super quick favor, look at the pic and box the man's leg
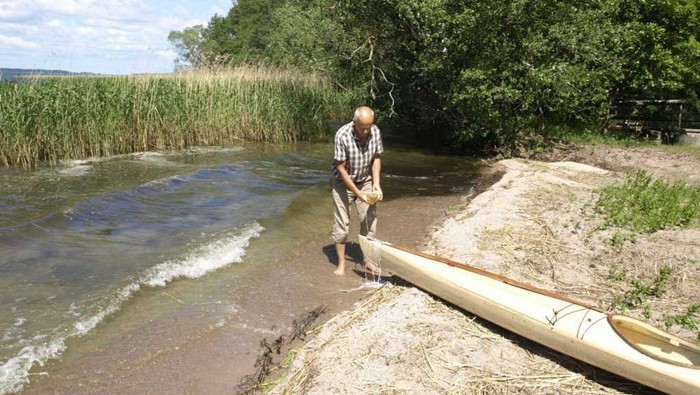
[334,242,346,275]
[331,179,351,275]
[357,179,380,275]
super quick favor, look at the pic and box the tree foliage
[167,25,209,69]
[168,0,700,152]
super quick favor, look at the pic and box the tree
[203,0,288,63]
[169,0,700,151]
[167,25,209,70]
[610,0,700,103]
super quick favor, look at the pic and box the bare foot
[334,261,346,275]
[362,260,381,276]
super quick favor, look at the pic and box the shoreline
[16,143,698,394]
[20,161,494,394]
[269,145,700,394]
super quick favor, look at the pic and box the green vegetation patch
[664,304,700,333]
[610,265,673,313]
[596,171,700,233]
[0,68,359,167]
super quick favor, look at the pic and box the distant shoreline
[0,68,100,81]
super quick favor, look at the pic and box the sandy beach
[268,145,700,395]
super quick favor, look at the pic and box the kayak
[359,235,700,395]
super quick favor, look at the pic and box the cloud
[0,1,228,74]
[0,1,34,22]
[0,21,41,34]
[46,19,62,28]
[33,0,94,15]
[156,16,207,32]
[212,0,232,17]
[0,34,40,49]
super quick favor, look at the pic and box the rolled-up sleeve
[374,127,383,155]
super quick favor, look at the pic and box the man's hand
[365,186,382,205]
[373,185,383,201]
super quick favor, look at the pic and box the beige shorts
[331,177,377,244]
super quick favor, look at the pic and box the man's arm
[371,154,381,189]
[371,154,382,200]
[336,160,369,203]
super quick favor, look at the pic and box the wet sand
[22,180,483,394]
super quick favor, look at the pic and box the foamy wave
[0,221,264,395]
[186,146,245,154]
[145,222,263,287]
[57,160,92,177]
[0,339,66,395]
[61,159,90,166]
[141,174,187,188]
[383,174,429,180]
[131,152,182,166]
[75,222,264,332]
[73,283,141,335]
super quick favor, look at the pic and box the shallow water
[0,143,477,393]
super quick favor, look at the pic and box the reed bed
[0,67,359,167]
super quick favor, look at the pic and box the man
[331,106,383,275]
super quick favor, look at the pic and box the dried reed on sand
[271,284,650,394]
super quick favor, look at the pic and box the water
[0,143,476,393]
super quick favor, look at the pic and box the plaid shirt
[332,122,383,182]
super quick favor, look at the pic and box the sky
[0,0,233,74]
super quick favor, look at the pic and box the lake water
[0,143,478,393]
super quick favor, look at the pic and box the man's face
[354,121,372,139]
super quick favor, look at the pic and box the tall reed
[0,66,359,167]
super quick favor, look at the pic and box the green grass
[608,265,628,281]
[654,266,673,294]
[609,266,673,312]
[546,123,653,147]
[596,170,700,233]
[609,230,636,250]
[664,304,700,341]
[0,66,360,167]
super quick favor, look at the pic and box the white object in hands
[372,186,383,202]
[366,191,380,205]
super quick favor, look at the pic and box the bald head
[353,106,375,126]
